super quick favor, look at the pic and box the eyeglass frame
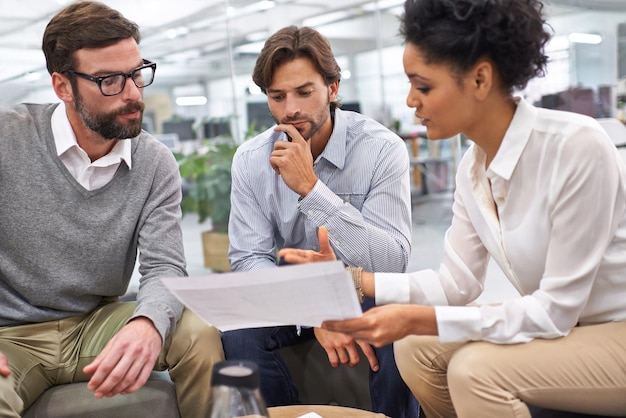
[64,59,157,96]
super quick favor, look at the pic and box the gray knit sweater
[0,103,186,341]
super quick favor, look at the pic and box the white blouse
[375,97,626,344]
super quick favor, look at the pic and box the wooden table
[268,405,387,418]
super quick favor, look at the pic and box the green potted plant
[174,122,258,272]
[175,138,238,272]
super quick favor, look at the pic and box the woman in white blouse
[278,0,626,416]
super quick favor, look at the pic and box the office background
[2,0,626,144]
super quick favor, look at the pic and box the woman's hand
[278,226,336,264]
[322,304,438,347]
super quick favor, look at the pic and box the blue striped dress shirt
[228,107,412,273]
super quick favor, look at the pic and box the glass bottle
[209,360,269,418]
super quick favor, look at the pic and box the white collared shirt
[375,97,626,344]
[52,102,132,190]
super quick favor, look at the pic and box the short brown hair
[253,26,342,109]
[42,1,141,75]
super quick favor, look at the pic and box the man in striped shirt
[223,26,418,417]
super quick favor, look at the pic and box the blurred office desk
[411,156,450,196]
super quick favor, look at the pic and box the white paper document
[161,260,363,331]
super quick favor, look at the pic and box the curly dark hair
[399,0,552,92]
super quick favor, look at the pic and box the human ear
[328,80,339,101]
[472,60,493,100]
[51,72,75,104]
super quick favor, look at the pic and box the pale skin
[278,41,518,346]
[267,57,379,371]
[0,38,162,398]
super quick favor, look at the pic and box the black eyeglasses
[65,59,157,96]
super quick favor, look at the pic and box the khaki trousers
[394,321,626,418]
[0,302,224,418]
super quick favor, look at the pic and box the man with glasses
[0,2,223,417]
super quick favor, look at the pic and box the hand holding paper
[161,260,362,331]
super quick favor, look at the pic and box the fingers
[86,349,126,397]
[322,342,359,368]
[277,248,311,264]
[277,228,337,264]
[274,124,306,145]
[344,343,361,367]
[321,319,351,334]
[0,352,10,377]
[84,319,161,398]
[324,346,340,367]
[317,226,333,257]
[315,327,361,368]
[357,340,380,372]
[86,349,153,398]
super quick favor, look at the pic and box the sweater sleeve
[131,138,187,342]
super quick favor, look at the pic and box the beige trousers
[0,302,224,418]
[394,321,626,418]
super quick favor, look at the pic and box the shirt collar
[317,107,347,169]
[485,96,537,181]
[51,102,133,169]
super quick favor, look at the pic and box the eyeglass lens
[101,65,155,95]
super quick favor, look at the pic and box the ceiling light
[246,31,268,42]
[228,1,275,18]
[568,32,602,44]
[247,84,263,95]
[235,41,265,55]
[176,96,207,106]
[166,27,190,40]
[547,35,571,51]
[244,1,275,13]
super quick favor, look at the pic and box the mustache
[115,102,145,116]
[281,116,307,124]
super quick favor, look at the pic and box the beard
[271,96,331,140]
[74,91,145,140]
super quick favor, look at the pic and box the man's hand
[0,352,10,377]
[269,124,318,197]
[83,317,162,398]
[313,327,379,372]
[278,226,336,264]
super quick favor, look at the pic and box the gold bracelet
[346,266,364,303]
